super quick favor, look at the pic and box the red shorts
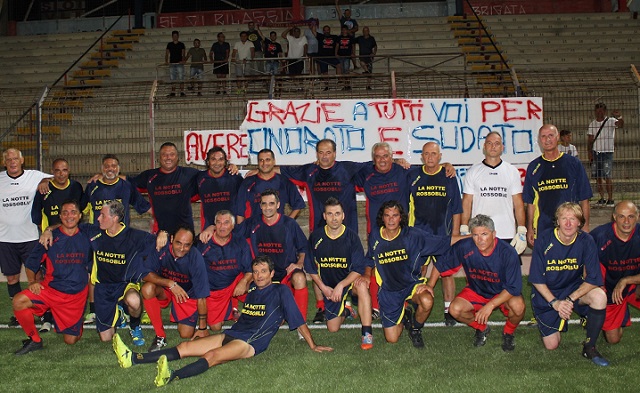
[603,293,634,331]
[206,273,244,326]
[157,288,199,326]
[22,285,88,336]
[457,287,509,317]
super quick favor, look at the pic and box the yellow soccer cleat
[112,333,133,369]
[154,355,172,387]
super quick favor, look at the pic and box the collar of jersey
[106,222,126,237]
[380,226,401,241]
[324,224,346,239]
[542,152,564,162]
[422,165,442,176]
[50,179,70,190]
[554,227,578,245]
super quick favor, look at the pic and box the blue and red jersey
[591,222,640,304]
[196,169,243,230]
[281,161,366,233]
[354,163,409,234]
[367,226,450,292]
[130,166,199,233]
[225,282,305,355]
[25,227,92,294]
[234,173,305,220]
[144,243,209,299]
[435,238,522,298]
[236,214,307,282]
[198,233,252,290]
[306,225,366,287]
[84,178,150,226]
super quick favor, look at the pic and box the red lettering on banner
[368,100,423,121]
[527,99,543,120]
[246,101,342,125]
[320,103,343,122]
[184,131,247,163]
[157,9,293,28]
[378,127,404,155]
[482,99,542,122]
[502,99,525,121]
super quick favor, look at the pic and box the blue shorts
[378,282,423,328]
[190,67,204,80]
[324,284,352,321]
[338,57,351,73]
[532,295,589,337]
[591,152,613,179]
[265,60,280,75]
[94,282,140,332]
[0,240,38,276]
[169,64,184,81]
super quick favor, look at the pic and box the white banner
[184,97,543,167]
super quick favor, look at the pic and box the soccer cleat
[8,316,20,327]
[116,305,129,329]
[444,312,457,327]
[402,302,416,331]
[582,346,609,367]
[84,312,96,325]
[15,338,43,355]
[344,304,357,319]
[140,311,151,324]
[130,326,145,346]
[473,326,491,347]
[408,328,425,349]
[154,355,173,387]
[112,333,133,368]
[502,333,515,352]
[605,199,615,207]
[312,308,325,324]
[371,308,380,320]
[297,330,306,341]
[149,336,167,352]
[596,198,606,207]
[361,333,373,350]
[39,322,53,333]
[527,317,538,328]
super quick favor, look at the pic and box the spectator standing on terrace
[184,39,207,96]
[165,30,186,97]
[356,27,377,89]
[587,102,623,207]
[335,25,355,89]
[335,0,359,36]
[257,27,284,75]
[282,26,308,75]
[558,129,578,157]
[245,22,264,74]
[209,32,230,95]
[231,31,255,93]
[304,20,319,73]
[312,24,340,90]
[0,148,51,326]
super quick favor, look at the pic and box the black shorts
[213,62,229,75]
[0,240,38,276]
[316,57,339,74]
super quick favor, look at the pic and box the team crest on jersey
[372,239,379,251]
[314,237,323,249]
[543,242,553,256]
[531,163,541,176]
[411,176,421,187]
[90,233,102,241]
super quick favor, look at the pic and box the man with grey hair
[1,148,51,326]
[461,131,527,253]
[428,214,525,351]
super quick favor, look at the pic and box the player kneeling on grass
[366,201,464,349]
[307,197,374,350]
[427,214,525,351]
[141,225,210,352]
[13,200,92,355]
[112,255,333,387]
[589,200,640,345]
[529,202,609,366]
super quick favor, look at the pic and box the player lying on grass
[112,255,333,387]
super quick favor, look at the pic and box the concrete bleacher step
[90,51,126,60]
[1,140,49,150]
[15,126,61,136]
[80,59,120,69]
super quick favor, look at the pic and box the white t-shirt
[286,34,308,58]
[463,160,522,239]
[233,41,253,61]
[558,144,578,157]
[587,117,617,153]
[0,170,50,242]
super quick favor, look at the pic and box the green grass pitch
[1,279,640,393]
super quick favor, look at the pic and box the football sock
[293,287,309,321]
[42,311,54,324]
[130,315,141,329]
[15,308,41,342]
[89,302,95,314]
[143,297,166,337]
[362,325,373,336]
[444,301,451,314]
[369,276,379,310]
[504,320,518,335]
[8,282,22,298]
[133,347,180,364]
[585,308,606,348]
[315,299,324,310]
[172,358,209,381]
[469,321,486,332]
